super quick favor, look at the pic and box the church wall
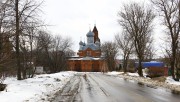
[77,49,101,57]
[81,60,92,72]
[68,60,81,71]
[68,59,106,72]
[92,60,100,72]
[67,60,75,71]
[75,60,81,71]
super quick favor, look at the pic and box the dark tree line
[0,0,74,80]
[116,0,180,79]
[151,0,180,79]
[35,31,73,74]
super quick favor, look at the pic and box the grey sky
[42,0,163,55]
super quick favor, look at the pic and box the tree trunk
[123,55,127,73]
[171,44,176,79]
[138,59,143,77]
[15,0,21,80]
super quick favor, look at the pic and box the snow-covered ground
[1,71,179,102]
[107,71,180,91]
[0,71,76,102]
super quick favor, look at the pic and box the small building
[67,25,106,72]
[135,61,168,76]
[34,66,44,74]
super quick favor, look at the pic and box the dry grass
[151,76,166,82]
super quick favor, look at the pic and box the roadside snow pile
[106,71,123,76]
[107,71,180,91]
[166,77,180,85]
[127,73,139,77]
[0,71,75,102]
[106,71,139,77]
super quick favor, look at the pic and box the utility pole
[15,0,21,80]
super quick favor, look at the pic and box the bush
[0,74,6,91]
[0,84,6,91]
[127,68,135,73]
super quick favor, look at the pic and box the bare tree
[160,39,171,68]
[143,39,155,61]
[115,32,134,73]
[46,35,72,72]
[0,0,14,72]
[15,0,21,80]
[36,30,53,72]
[101,41,118,71]
[35,31,73,73]
[118,2,155,76]
[25,23,38,78]
[152,0,180,79]
[14,0,43,80]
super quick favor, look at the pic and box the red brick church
[67,25,106,72]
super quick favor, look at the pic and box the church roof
[68,57,102,60]
[82,43,99,50]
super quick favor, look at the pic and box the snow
[106,71,180,91]
[106,71,139,77]
[0,71,75,102]
[1,71,180,102]
[166,76,180,85]
[127,73,139,77]
[106,71,123,76]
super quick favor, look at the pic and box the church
[67,25,106,72]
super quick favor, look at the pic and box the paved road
[53,73,180,102]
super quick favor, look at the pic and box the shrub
[0,74,6,91]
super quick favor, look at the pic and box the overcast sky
[42,0,163,55]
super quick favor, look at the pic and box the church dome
[86,30,94,37]
[79,41,83,45]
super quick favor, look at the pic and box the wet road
[53,73,180,102]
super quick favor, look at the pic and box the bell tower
[92,25,99,43]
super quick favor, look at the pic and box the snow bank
[0,71,75,102]
[106,71,180,91]
[127,73,139,77]
[106,71,124,76]
[166,76,180,85]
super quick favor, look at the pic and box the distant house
[67,25,107,72]
[135,61,168,76]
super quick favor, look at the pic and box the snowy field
[106,71,180,91]
[0,71,76,102]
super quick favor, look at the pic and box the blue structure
[135,61,164,69]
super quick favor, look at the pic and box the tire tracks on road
[51,75,81,102]
[87,74,110,97]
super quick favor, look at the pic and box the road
[52,73,180,102]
